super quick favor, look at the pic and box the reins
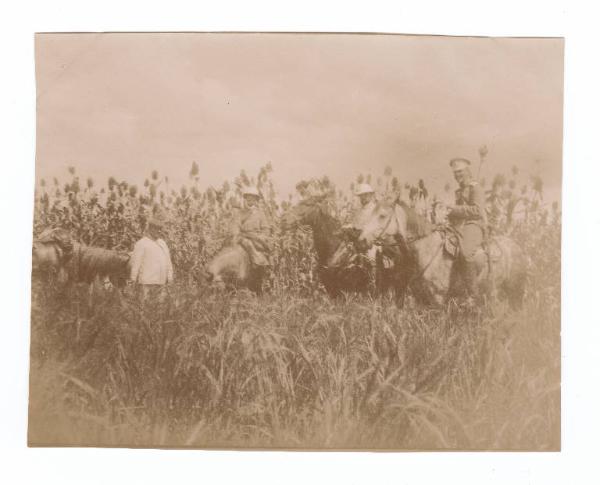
[369,206,448,283]
[407,232,445,284]
[372,208,426,247]
[373,210,398,246]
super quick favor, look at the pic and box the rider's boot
[463,260,480,308]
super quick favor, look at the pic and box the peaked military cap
[449,158,472,171]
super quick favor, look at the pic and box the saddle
[437,225,461,258]
[239,236,271,267]
[437,225,503,266]
[37,227,73,249]
[35,228,75,262]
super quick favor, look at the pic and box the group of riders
[213,156,488,302]
[33,157,490,304]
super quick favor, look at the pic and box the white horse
[356,199,527,308]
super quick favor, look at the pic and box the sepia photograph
[29,32,563,450]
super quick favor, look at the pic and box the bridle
[371,206,417,249]
[373,209,399,246]
[408,235,445,283]
[368,205,452,284]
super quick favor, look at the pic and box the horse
[356,199,527,309]
[280,194,398,298]
[205,243,267,294]
[32,228,131,288]
[32,228,71,279]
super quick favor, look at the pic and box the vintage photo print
[30,33,563,449]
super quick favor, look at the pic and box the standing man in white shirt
[129,215,174,301]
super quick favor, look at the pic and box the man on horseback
[347,184,377,229]
[447,157,488,303]
[231,186,273,274]
[331,183,387,292]
[340,183,378,256]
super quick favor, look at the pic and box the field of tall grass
[28,164,560,449]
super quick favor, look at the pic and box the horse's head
[431,200,450,225]
[280,194,331,231]
[357,199,408,247]
[32,241,60,272]
[32,228,73,272]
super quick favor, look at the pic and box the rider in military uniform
[447,158,487,301]
[231,186,273,269]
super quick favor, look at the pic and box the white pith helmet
[355,183,375,196]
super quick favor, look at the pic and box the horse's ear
[378,194,395,208]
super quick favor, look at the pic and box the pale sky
[35,33,563,200]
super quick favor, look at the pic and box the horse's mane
[297,195,340,228]
[289,194,342,266]
[299,193,331,208]
[395,200,433,240]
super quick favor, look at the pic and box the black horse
[280,195,400,299]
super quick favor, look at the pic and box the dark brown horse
[356,200,527,309]
[32,228,131,287]
[281,195,398,298]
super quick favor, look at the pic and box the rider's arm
[248,211,273,245]
[260,210,273,233]
[129,238,145,283]
[230,210,242,242]
[449,184,486,220]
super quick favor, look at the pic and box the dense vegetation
[29,163,560,449]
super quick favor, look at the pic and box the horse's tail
[489,236,527,309]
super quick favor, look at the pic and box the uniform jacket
[129,236,174,285]
[232,207,271,240]
[231,206,273,265]
[449,181,487,229]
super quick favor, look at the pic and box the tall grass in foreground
[29,276,559,449]
[29,164,560,449]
